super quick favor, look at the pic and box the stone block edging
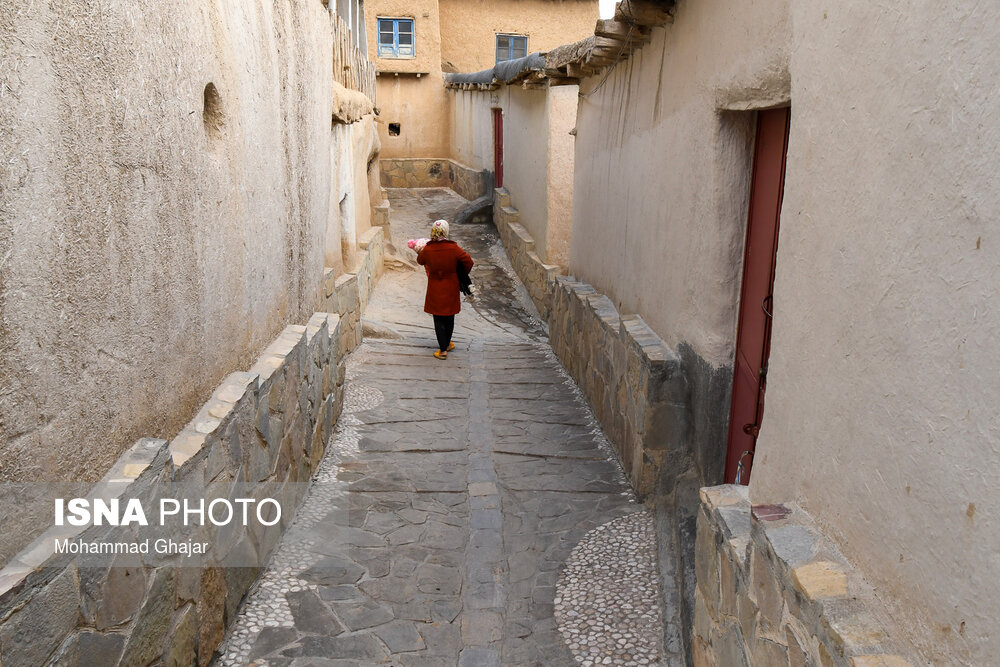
[490,186,688,498]
[380,158,489,200]
[547,275,689,497]
[323,226,385,357]
[492,188,562,321]
[0,313,346,667]
[694,484,919,667]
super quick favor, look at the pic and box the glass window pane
[398,32,412,45]
[379,32,393,45]
[378,19,392,31]
[399,20,413,33]
[497,35,510,49]
[512,45,526,59]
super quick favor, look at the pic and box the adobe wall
[0,1,380,565]
[566,0,998,662]
[749,1,1000,663]
[373,74,454,159]
[438,0,598,73]
[567,0,791,658]
[572,0,791,372]
[364,0,452,159]
[449,85,578,267]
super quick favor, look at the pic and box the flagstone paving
[216,188,668,666]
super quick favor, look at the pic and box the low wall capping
[694,484,920,667]
[380,158,489,200]
[322,224,385,357]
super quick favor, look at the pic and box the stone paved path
[216,189,665,666]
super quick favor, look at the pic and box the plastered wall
[438,0,598,73]
[749,1,1000,662]
[0,1,370,564]
[367,0,596,162]
[571,0,791,369]
[365,0,450,158]
[374,74,454,158]
[498,87,552,260]
[449,85,576,267]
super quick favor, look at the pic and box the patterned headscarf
[430,219,449,240]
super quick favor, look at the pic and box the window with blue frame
[495,34,528,63]
[377,18,414,58]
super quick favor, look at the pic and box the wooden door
[492,108,504,188]
[724,107,791,485]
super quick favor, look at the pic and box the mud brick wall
[380,158,488,200]
[0,314,345,666]
[694,485,919,667]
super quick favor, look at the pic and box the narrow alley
[214,189,670,666]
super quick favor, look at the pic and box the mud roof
[444,52,548,90]
[444,0,675,91]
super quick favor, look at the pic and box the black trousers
[433,315,455,352]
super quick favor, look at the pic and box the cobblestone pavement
[217,189,666,666]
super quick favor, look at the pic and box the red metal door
[724,107,791,485]
[492,108,504,188]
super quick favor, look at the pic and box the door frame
[724,106,791,485]
[492,107,504,188]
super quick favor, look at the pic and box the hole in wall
[388,123,400,136]
[203,82,226,141]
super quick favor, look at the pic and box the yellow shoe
[434,350,448,360]
[448,342,455,351]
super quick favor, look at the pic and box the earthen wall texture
[0,1,386,572]
[0,313,347,667]
[750,2,1000,662]
[438,0,598,74]
[449,86,577,267]
[497,86,554,261]
[0,0,351,562]
[568,0,998,661]
[364,0,451,159]
[571,0,790,368]
[373,74,454,158]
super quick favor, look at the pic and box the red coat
[417,240,474,316]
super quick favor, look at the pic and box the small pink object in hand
[408,238,430,252]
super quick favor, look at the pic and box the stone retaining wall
[492,190,562,320]
[694,485,918,667]
[0,314,346,667]
[380,158,489,200]
[490,189,689,498]
[322,226,385,356]
[548,277,691,498]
